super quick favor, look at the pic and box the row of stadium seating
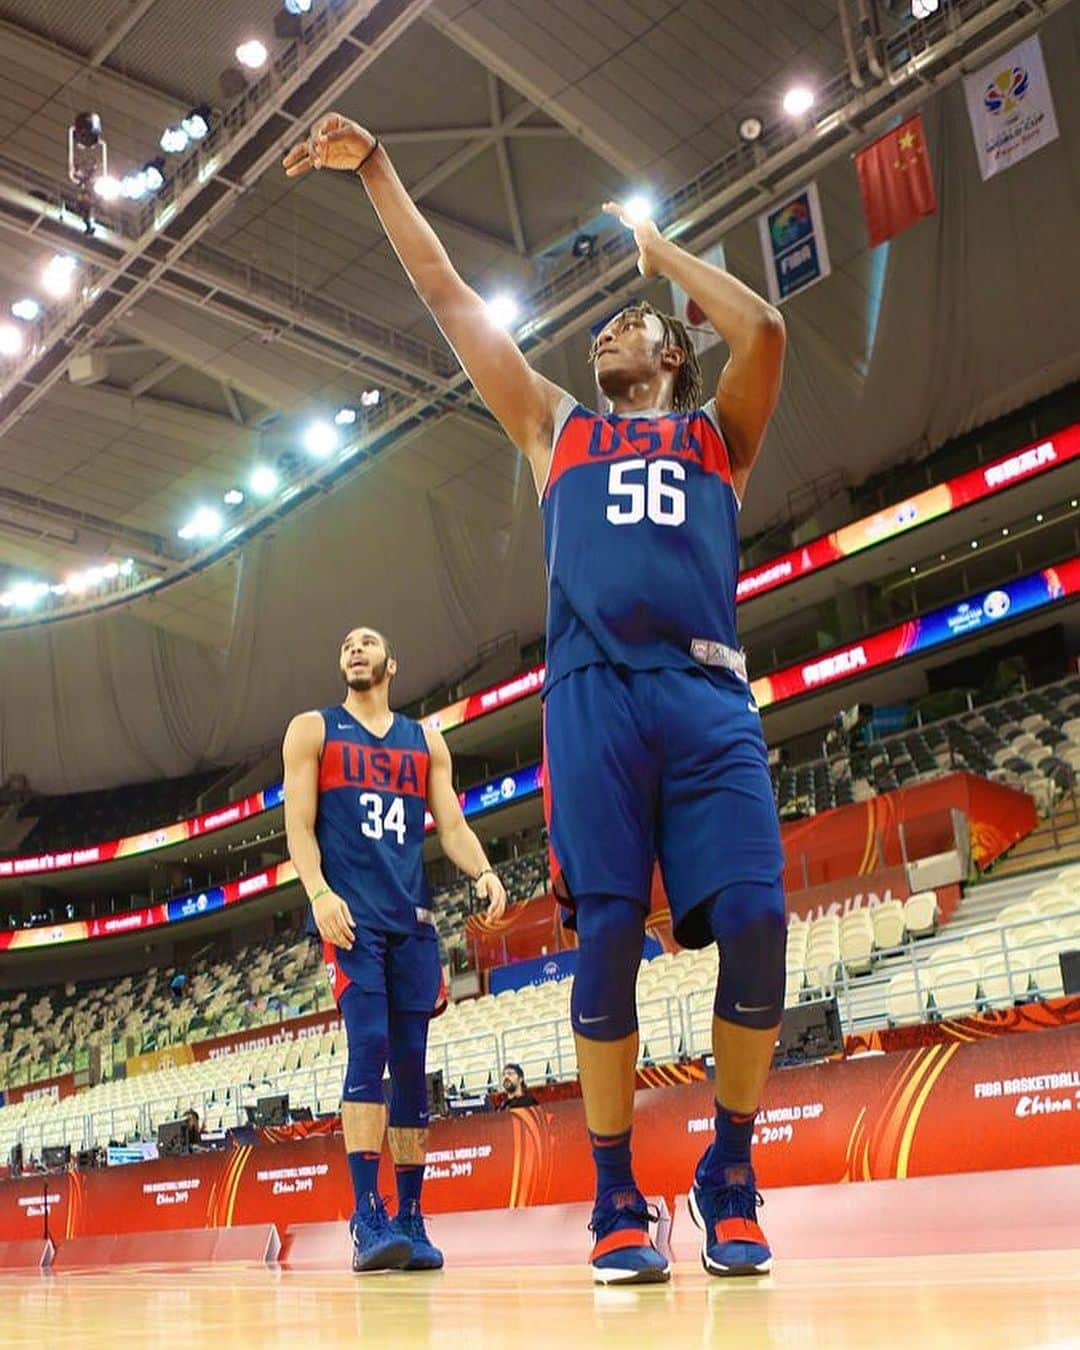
[2,872,1076,1161]
[773,674,1080,820]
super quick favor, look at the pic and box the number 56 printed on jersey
[606,459,687,527]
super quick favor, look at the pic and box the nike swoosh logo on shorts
[578,1014,610,1024]
[735,1002,773,1014]
[337,723,352,729]
[747,702,758,714]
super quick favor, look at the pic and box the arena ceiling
[0,0,1077,792]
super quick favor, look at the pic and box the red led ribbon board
[1,1025,1077,1241]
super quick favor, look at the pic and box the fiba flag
[963,34,1059,181]
[668,241,726,353]
[854,114,936,248]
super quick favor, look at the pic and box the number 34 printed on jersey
[358,793,407,844]
[606,458,686,527]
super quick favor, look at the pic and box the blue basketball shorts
[543,664,784,948]
[322,926,443,1013]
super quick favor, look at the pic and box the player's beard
[344,656,389,691]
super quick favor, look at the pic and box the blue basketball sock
[699,1104,756,1183]
[395,1163,425,1211]
[589,1128,635,1201]
[347,1150,381,1207]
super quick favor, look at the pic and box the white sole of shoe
[591,1262,671,1285]
[687,1186,772,1276]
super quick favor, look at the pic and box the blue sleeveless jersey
[540,397,742,688]
[315,708,434,937]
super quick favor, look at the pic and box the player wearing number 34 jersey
[284,113,788,1285]
[283,627,507,1274]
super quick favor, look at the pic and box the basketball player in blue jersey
[286,117,787,1284]
[283,627,507,1272]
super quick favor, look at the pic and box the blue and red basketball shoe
[392,1199,444,1270]
[588,1188,670,1285]
[688,1163,772,1276]
[350,1192,413,1272]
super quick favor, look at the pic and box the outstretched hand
[282,112,377,179]
[602,201,666,278]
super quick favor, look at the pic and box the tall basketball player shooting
[285,118,787,1284]
[283,627,507,1272]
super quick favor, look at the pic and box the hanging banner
[668,241,727,353]
[963,33,1060,182]
[756,182,830,304]
[854,114,936,247]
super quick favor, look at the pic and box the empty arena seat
[839,911,874,974]
[885,970,935,1025]
[903,892,939,938]
[870,900,906,950]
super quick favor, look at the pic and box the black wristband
[473,867,497,884]
[354,137,380,175]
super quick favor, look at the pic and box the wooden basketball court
[3,1250,1078,1349]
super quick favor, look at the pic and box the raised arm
[423,726,507,921]
[284,115,565,491]
[282,710,355,949]
[605,203,786,497]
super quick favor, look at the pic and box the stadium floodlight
[11,299,40,321]
[738,116,763,143]
[304,421,339,456]
[160,125,189,154]
[143,159,166,192]
[334,407,358,425]
[178,506,223,540]
[120,558,135,575]
[284,0,313,12]
[93,174,123,201]
[249,465,279,497]
[782,85,815,117]
[42,254,77,298]
[223,488,245,506]
[181,107,211,141]
[621,194,655,225]
[102,562,120,579]
[911,0,940,17]
[0,324,24,356]
[484,293,520,329]
[235,39,269,69]
[360,388,381,408]
[121,171,149,201]
[2,581,49,609]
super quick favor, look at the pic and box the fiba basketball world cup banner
[963,34,1059,181]
[757,183,830,305]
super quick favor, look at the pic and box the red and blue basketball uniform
[315,708,442,1011]
[540,396,783,945]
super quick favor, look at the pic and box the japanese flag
[668,241,727,354]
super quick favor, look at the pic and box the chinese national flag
[854,113,936,247]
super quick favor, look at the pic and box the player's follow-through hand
[602,201,665,279]
[282,113,375,178]
[475,870,508,923]
[312,890,356,950]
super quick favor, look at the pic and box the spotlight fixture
[11,299,40,321]
[737,115,763,143]
[571,233,598,259]
[484,294,520,329]
[1035,513,1044,523]
[0,581,48,610]
[970,540,979,549]
[223,488,245,506]
[359,388,380,408]
[334,407,358,425]
[42,254,77,298]
[178,506,224,541]
[303,421,339,456]
[160,126,189,155]
[249,465,279,497]
[1001,527,1009,536]
[121,170,150,201]
[93,175,123,201]
[909,565,917,574]
[782,85,815,117]
[284,0,313,12]
[235,39,269,69]
[181,107,211,141]
[0,324,24,356]
[621,194,654,225]
[911,0,940,17]
[143,159,166,193]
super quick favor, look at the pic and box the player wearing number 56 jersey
[283,628,507,1274]
[285,115,787,1285]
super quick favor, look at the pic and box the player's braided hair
[589,301,703,413]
